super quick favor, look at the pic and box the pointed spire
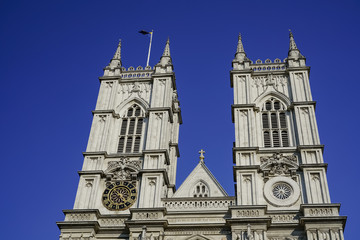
[109,39,122,68]
[233,33,250,66]
[289,30,298,51]
[113,39,121,60]
[236,33,245,53]
[287,30,306,67]
[162,37,170,57]
[158,38,172,66]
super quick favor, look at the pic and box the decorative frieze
[302,205,339,217]
[270,214,299,223]
[309,208,334,216]
[236,210,260,217]
[164,199,235,211]
[133,212,160,220]
[99,218,125,226]
[165,228,231,236]
[65,213,96,221]
[168,217,225,224]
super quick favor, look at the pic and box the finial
[113,39,122,60]
[199,149,205,162]
[236,33,245,53]
[289,29,298,51]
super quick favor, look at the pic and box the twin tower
[57,33,347,240]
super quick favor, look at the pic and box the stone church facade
[57,33,347,240]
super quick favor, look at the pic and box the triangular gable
[172,161,228,198]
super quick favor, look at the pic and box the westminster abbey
[57,32,347,240]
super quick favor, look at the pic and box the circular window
[272,182,292,199]
[264,176,300,207]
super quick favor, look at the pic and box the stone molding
[164,197,235,212]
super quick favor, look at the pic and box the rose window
[272,182,292,199]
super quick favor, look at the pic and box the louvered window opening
[117,105,144,153]
[261,99,289,148]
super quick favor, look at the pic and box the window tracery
[192,182,209,197]
[117,104,145,153]
[261,98,289,148]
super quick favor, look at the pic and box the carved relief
[99,218,125,226]
[270,214,299,223]
[67,213,93,221]
[99,115,107,123]
[260,153,298,181]
[309,208,334,216]
[105,157,142,180]
[165,199,234,211]
[236,210,259,217]
[155,112,163,120]
[158,79,166,86]
[251,75,288,97]
[172,90,178,102]
[134,212,159,220]
[118,82,152,104]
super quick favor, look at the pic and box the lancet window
[192,182,209,197]
[261,98,289,148]
[117,104,145,153]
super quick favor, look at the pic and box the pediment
[172,161,228,198]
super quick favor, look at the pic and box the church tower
[230,32,346,239]
[57,38,182,239]
[57,33,347,240]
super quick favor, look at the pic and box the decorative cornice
[92,110,120,119]
[142,149,170,165]
[78,170,105,177]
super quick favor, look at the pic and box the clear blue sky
[1,0,359,239]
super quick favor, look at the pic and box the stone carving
[155,112,163,120]
[172,90,178,102]
[117,82,152,104]
[134,212,159,220]
[131,82,141,92]
[309,208,334,216]
[106,157,142,180]
[270,214,299,223]
[165,199,234,211]
[67,213,92,221]
[251,75,289,98]
[236,210,259,217]
[260,153,298,181]
[99,115,107,123]
[168,218,225,223]
[265,73,275,86]
[165,228,230,236]
[99,218,125,226]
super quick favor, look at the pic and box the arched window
[117,104,145,153]
[261,98,289,148]
[192,182,209,197]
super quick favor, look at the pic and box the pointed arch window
[192,182,209,197]
[117,104,145,153]
[261,98,289,148]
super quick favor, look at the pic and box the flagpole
[146,30,153,67]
